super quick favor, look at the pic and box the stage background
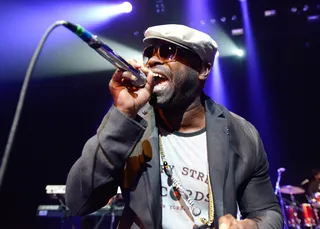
[0,0,315,228]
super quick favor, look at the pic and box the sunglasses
[143,42,204,65]
[143,43,180,65]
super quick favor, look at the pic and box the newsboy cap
[143,24,218,67]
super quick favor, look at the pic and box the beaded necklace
[159,134,214,228]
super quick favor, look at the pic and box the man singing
[65,24,283,229]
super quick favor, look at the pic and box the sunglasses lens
[159,43,177,61]
[143,46,154,64]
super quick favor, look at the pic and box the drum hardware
[309,192,320,229]
[285,188,303,228]
[285,204,301,228]
[275,166,320,229]
[280,185,306,195]
[277,182,320,229]
[300,203,317,227]
[275,168,289,229]
[312,192,320,209]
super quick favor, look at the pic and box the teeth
[153,73,164,78]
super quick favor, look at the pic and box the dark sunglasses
[143,43,180,65]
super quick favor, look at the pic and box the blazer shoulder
[229,111,259,140]
[227,110,263,165]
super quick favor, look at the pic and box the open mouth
[153,72,167,84]
[152,72,169,92]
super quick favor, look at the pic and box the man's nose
[146,54,164,67]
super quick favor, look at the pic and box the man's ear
[199,63,212,80]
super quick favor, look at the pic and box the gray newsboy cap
[143,24,218,67]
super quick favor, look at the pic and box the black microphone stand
[275,170,289,229]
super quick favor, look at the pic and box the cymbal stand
[275,169,289,229]
[290,193,297,206]
[291,193,303,229]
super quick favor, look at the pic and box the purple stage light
[264,10,276,17]
[0,2,137,80]
[291,7,298,13]
[210,19,216,24]
[307,15,320,23]
[231,28,244,36]
[121,2,133,13]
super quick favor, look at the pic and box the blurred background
[0,0,315,228]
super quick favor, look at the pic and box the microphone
[63,21,147,87]
[277,167,286,173]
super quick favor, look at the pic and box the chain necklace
[159,134,214,228]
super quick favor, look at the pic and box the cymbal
[280,185,305,194]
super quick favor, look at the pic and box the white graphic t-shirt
[160,128,209,229]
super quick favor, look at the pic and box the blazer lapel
[140,109,161,228]
[204,99,229,227]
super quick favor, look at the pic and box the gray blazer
[65,96,283,229]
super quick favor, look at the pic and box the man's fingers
[219,214,237,229]
[110,59,142,86]
[141,66,154,94]
[122,59,142,82]
[234,219,258,229]
[134,66,154,106]
[127,58,142,69]
[110,69,124,86]
[229,225,245,229]
[111,70,135,85]
[109,59,153,112]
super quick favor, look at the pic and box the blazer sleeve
[237,125,284,229]
[65,106,147,216]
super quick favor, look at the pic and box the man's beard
[150,68,200,109]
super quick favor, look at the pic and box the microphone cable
[0,20,68,192]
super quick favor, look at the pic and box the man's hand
[109,59,154,118]
[219,214,258,229]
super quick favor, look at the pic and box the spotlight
[303,5,309,12]
[231,28,244,36]
[264,10,276,17]
[235,49,245,57]
[155,0,165,14]
[307,14,320,23]
[220,17,226,22]
[121,2,132,13]
[210,19,216,24]
[231,15,237,21]
[291,7,297,13]
[133,31,139,36]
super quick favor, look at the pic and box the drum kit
[279,185,320,229]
